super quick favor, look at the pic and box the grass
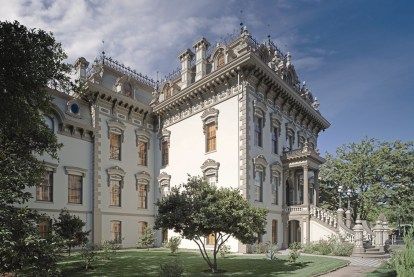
[366,262,396,277]
[58,249,348,276]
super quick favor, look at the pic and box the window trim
[158,172,171,198]
[201,108,219,153]
[110,220,122,244]
[135,171,151,209]
[270,162,282,205]
[159,129,171,167]
[36,170,54,202]
[200,159,220,184]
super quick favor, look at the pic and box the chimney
[74,57,89,80]
[179,49,194,89]
[193,38,210,82]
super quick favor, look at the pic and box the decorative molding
[107,119,126,142]
[64,166,87,177]
[135,128,151,148]
[42,161,58,173]
[200,159,220,182]
[270,161,282,178]
[253,154,268,180]
[157,172,171,197]
[158,128,171,149]
[201,108,219,133]
[135,171,151,190]
[106,166,126,188]
[253,99,267,125]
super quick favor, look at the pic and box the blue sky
[1,0,413,154]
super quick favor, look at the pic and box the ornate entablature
[107,119,126,142]
[201,108,219,133]
[253,154,268,180]
[106,166,126,188]
[200,159,220,182]
[135,171,151,190]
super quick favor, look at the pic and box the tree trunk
[212,250,218,273]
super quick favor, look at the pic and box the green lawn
[59,249,348,276]
[366,262,396,277]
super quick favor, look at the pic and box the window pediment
[201,108,219,130]
[201,159,220,182]
[157,172,171,187]
[136,128,151,148]
[253,100,267,125]
[64,166,87,177]
[253,155,268,180]
[107,119,126,142]
[270,162,282,178]
[107,166,125,188]
[135,171,151,190]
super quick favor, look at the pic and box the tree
[0,20,71,274]
[53,209,90,255]
[155,176,267,273]
[319,138,414,223]
[137,227,156,250]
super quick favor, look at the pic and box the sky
[1,0,413,154]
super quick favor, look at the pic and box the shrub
[392,227,414,277]
[288,243,301,264]
[254,242,269,254]
[166,236,181,254]
[219,244,231,258]
[266,243,279,260]
[159,259,184,277]
[332,242,354,256]
[100,240,119,260]
[137,228,156,250]
[81,244,97,270]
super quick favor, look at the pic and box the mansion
[32,27,347,253]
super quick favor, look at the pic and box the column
[314,170,319,206]
[303,165,309,206]
[353,216,365,255]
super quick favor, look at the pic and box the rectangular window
[138,141,148,166]
[288,134,294,150]
[206,233,216,245]
[138,221,148,237]
[206,122,216,152]
[272,174,279,205]
[161,140,169,166]
[36,171,53,202]
[254,117,263,147]
[272,220,278,244]
[206,174,216,186]
[272,127,278,154]
[38,220,51,239]
[68,174,82,204]
[254,171,263,202]
[138,185,148,209]
[111,221,122,243]
[110,133,121,160]
[110,180,121,207]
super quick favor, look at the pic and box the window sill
[109,205,122,208]
[35,200,54,204]
[109,158,122,161]
[67,202,83,206]
[138,207,148,210]
[205,150,217,155]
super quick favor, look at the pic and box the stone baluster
[337,208,344,224]
[382,220,390,248]
[352,215,365,255]
[345,209,352,228]
[372,220,384,251]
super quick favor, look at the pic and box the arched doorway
[288,220,301,245]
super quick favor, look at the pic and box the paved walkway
[278,250,387,277]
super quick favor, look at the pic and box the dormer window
[216,53,225,69]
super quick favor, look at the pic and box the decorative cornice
[106,166,126,188]
[64,166,87,177]
[135,171,151,190]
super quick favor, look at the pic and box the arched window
[216,52,225,69]
[44,115,54,132]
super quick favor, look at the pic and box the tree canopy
[155,176,267,273]
[0,20,71,274]
[319,138,414,224]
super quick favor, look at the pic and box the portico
[282,142,325,247]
